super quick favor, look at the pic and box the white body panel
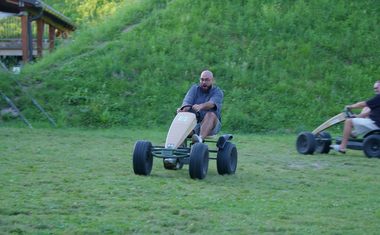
[312,112,347,135]
[165,112,197,149]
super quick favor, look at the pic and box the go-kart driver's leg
[332,116,378,153]
[351,107,371,138]
[337,118,355,153]
[198,112,218,142]
[186,112,218,143]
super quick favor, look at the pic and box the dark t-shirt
[367,94,380,127]
[183,84,223,122]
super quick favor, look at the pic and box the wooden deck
[0,40,49,56]
[0,0,79,62]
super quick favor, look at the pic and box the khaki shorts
[352,118,379,135]
[193,119,222,136]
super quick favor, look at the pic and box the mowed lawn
[1,126,380,234]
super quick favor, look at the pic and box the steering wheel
[344,107,355,118]
[180,104,201,123]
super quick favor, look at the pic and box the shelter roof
[0,0,80,31]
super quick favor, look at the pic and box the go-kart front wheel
[189,143,209,179]
[296,132,316,154]
[363,134,380,158]
[217,142,238,175]
[315,131,331,154]
[133,140,153,175]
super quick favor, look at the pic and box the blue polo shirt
[183,84,223,122]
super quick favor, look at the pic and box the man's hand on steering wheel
[345,105,353,110]
[192,104,202,113]
[178,104,202,122]
[344,106,355,118]
[177,104,202,113]
[177,106,189,113]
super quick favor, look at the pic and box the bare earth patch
[0,108,18,121]
[123,23,139,33]
[288,162,329,169]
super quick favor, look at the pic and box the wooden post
[21,14,29,64]
[37,19,44,58]
[49,25,55,52]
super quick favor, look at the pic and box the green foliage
[43,0,128,25]
[1,0,380,132]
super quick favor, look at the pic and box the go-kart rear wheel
[363,134,380,158]
[296,132,316,154]
[189,143,209,179]
[217,142,237,175]
[163,159,183,170]
[133,140,153,175]
[315,131,331,154]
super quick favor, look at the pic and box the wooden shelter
[0,0,79,63]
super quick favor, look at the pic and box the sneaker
[164,158,177,168]
[191,134,203,143]
[163,158,183,170]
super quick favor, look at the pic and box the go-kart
[296,108,380,158]
[133,105,238,179]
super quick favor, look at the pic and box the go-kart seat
[205,134,218,139]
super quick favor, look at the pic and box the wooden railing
[0,16,50,40]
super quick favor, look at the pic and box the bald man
[165,70,223,168]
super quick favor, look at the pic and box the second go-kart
[133,105,238,179]
[296,108,380,158]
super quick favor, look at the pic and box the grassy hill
[1,0,380,133]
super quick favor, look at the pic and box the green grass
[1,125,380,234]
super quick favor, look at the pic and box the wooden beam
[49,24,55,52]
[21,14,29,64]
[37,19,44,57]
[26,6,72,32]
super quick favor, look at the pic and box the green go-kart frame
[296,108,380,158]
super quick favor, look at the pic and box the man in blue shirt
[177,70,223,143]
[331,81,380,153]
[164,70,223,168]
